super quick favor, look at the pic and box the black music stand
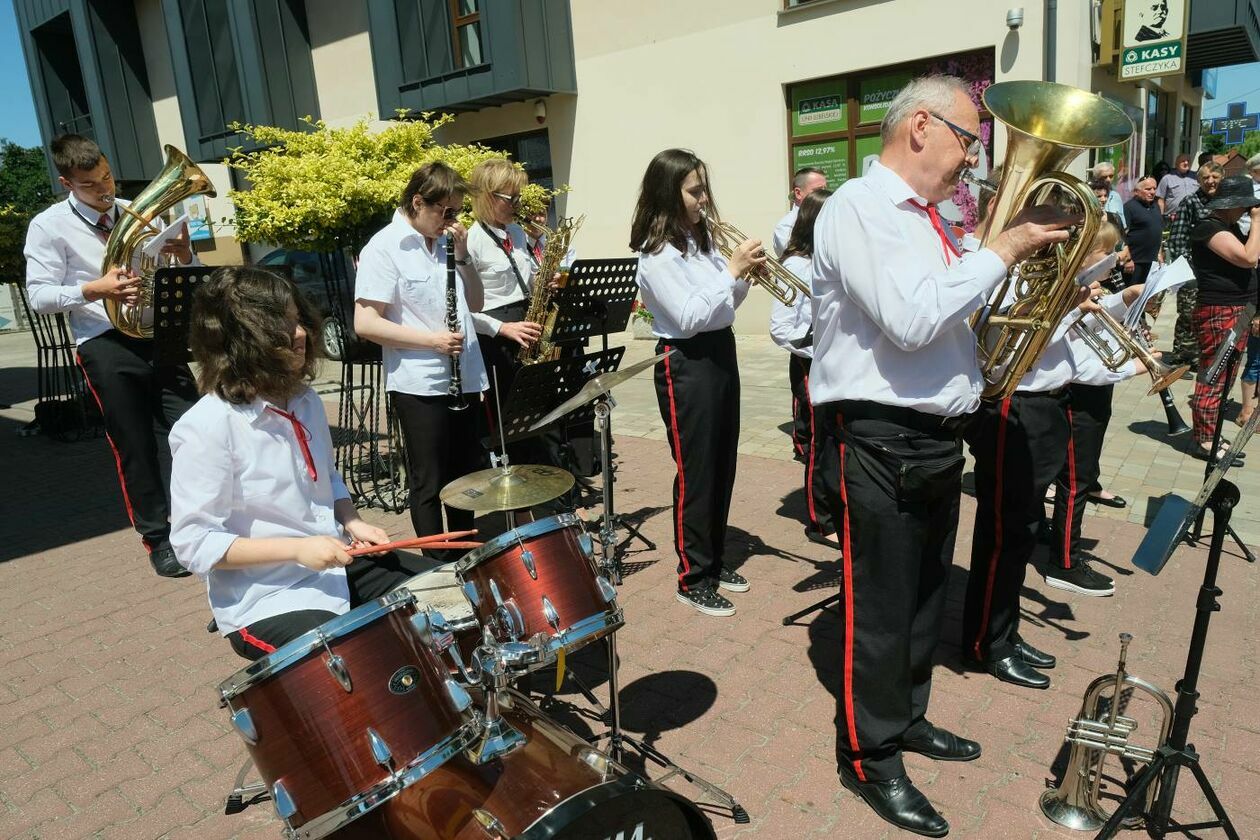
[1100,413,1258,840]
[497,348,626,446]
[151,266,216,365]
[548,258,640,353]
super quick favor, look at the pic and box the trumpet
[1041,633,1174,831]
[1071,303,1189,395]
[701,209,810,305]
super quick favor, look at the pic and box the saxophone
[517,215,584,365]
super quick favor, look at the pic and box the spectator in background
[1091,161,1127,228]
[1165,161,1225,369]
[772,167,828,257]
[1158,154,1197,218]
[1123,175,1163,287]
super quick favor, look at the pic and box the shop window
[178,0,245,142]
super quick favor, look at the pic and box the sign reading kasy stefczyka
[1119,0,1188,81]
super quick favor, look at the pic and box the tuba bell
[1040,633,1174,831]
[102,145,217,339]
[971,81,1134,401]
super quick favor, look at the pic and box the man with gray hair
[1091,160,1127,227]
[811,74,1074,836]
[773,166,828,256]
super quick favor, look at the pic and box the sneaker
[1045,562,1115,597]
[676,588,736,617]
[717,568,750,593]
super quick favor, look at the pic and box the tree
[1200,132,1226,156]
[0,141,56,282]
[1239,131,1260,163]
[224,114,555,252]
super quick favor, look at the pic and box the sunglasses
[492,192,522,207]
[928,112,983,158]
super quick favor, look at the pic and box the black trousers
[800,360,837,537]
[227,551,426,660]
[789,354,811,460]
[817,402,964,782]
[654,329,740,592]
[1049,384,1113,571]
[964,390,1070,662]
[392,391,482,561]
[76,329,197,550]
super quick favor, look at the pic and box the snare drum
[218,590,478,839]
[395,564,481,672]
[336,690,717,840]
[454,514,621,670]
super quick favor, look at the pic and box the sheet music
[1123,257,1195,330]
[141,214,190,260]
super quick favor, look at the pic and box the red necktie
[532,241,542,263]
[908,200,961,265]
[266,406,318,482]
[500,236,513,255]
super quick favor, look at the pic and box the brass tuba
[972,81,1134,401]
[1040,633,1174,831]
[518,214,584,365]
[701,209,810,305]
[102,145,217,339]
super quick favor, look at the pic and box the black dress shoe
[149,545,191,578]
[1014,639,1056,669]
[980,655,1050,689]
[902,724,981,762]
[1087,493,1127,509]
[839,768,949,837]
[805,528,842,550]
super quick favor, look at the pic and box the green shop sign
[860,72,911,125]
[792,80,847,137]
[1119,41,1183,80]
[792,140,849,187]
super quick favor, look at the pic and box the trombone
[701,209,810,305]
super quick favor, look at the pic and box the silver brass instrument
[102,145,216,339]
[518,215,584,365]
[1071,305,1189,394]
[701,209,810,305]
[971,81,1134,400]
[445,239,468,411]
[1041,633,1174,831]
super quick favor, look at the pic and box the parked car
[256,248,356,360]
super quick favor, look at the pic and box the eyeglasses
[492,192,522,207]
[928,112,983,158]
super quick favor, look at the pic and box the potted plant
[630,299,654,339]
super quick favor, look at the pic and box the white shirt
[1068,293,1143,386]
[24,195,194,345]
[355,210,489,396]
[773,206,799,258]
[467,221,535,336]
[1011,285,1133,393]
[169,387,354,635]
[636,237,750,339]
[769,254,814,359]
[810,160,1008,415]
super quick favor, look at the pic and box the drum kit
[216,351,743,839]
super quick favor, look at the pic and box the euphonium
[701,209,810,305]
[102,145,216,339]
[518,214,584,365]
[1040,633,1174,832]
[971,81,1133,401]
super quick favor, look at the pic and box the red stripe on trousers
[1061,407,1076,570]
[662,350,693,590]
[836,412,865,781]
[238,627,277,654]
[76,354,140,534]
[973,397,1011,661]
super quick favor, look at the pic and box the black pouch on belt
[847,434,965,505]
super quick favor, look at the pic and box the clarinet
[445,238,468,411]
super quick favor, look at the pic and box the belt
[834,400,970,436]
[1012,385,1068,399]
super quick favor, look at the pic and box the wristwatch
[454,255,472,266]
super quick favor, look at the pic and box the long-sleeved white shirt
[466,221,535,337]
[24,194,195,345]
[636,237,750,339]
[1068,293,1144,386]
[355,210,488,396]
[773,206,799,258]
[810,160,1007,415]
[769,254,814,359]
[169,387,355,635]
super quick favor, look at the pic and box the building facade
[16,0,1255,328]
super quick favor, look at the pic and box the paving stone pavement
[1,315,1257,839]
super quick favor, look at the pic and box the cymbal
[529,349,674,432]
[440,464,575,512]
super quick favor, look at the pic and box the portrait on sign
[1124,0,1183,46]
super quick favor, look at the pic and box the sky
[1201,62,1260,121]
[0,4,40,147]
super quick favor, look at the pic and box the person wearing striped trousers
[632,149,761,617]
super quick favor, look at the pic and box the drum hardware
[529,350,671,582]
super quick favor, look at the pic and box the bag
[846,433,964,505]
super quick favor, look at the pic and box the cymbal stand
[586,396,748,824]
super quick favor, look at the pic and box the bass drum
[335,690,715,840]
